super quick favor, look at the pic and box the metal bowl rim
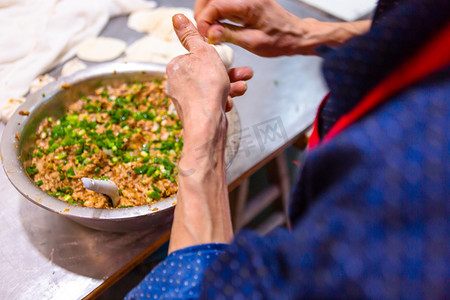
[1,62,240,221]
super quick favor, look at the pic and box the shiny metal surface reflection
[1,62,240,232]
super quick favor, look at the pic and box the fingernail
[173,14,189,30]
[208,28,223,44]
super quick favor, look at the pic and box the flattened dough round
[1,97,24,123]
[76,37,126,62]
[127,7,195,42]
[30,74,55,93]
[61,57,87,76]
[124,35,187,64]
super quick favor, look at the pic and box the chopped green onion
[146,165,157,177]
[26,166,39,176]
[66,168,75,177]
[100,90,108,98]
[151,184,162,193]
[55,152,67,160]
[147,191,161,200]
[134,165,148,175]
[152,170,160,178]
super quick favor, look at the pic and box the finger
[196,3,247,37]
[228,67,253,82]
[229,81,247,97]
[225,97,233,112]
[194,0,210,19]
[172,14,206,53]
[208,23,267,53]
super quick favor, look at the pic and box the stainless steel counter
[0,0,335,299]
[0,155,170,299]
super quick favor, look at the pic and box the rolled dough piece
[76,37,126,62]
[61,57,87,76]
[211,44,234,70]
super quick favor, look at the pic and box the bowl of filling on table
[1,63,240,232]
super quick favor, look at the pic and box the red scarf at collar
[309,22,450,150]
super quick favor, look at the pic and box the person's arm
[169,110,232,253]
[166,14,252,253]
[195,0,371,56]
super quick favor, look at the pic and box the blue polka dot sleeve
[125,243,227,299]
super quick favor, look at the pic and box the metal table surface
[0,1,334,299]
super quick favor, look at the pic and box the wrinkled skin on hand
[195,0,316,56]
[166,32,230,129]
[165,14,254,252]
[166,14,253,134]
[195,0,371,56]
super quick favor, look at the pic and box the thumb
[172,14,205,53]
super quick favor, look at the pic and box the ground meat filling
[24,79,182,209]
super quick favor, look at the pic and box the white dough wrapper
[127,7,195,42]
[61,57,87,76]
[1,97,24,123]
[211,44,234,70]
[82,178,120,207]
[29,74,55,93]
[124,35,234,70]
[76,37,126,62]
[124,34,187,64]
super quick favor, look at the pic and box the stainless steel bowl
[1,62,240,232]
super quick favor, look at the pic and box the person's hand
[166,15,253,133]
[195,0,371,57]
[225,67,253,111]
[166,16,229,143]
[166,14,254,253]
[195,0,310,56]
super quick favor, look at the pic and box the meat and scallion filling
[24,79,182,208]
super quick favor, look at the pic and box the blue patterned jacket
[126,0,449,298]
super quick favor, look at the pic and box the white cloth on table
[0,0,156,122]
